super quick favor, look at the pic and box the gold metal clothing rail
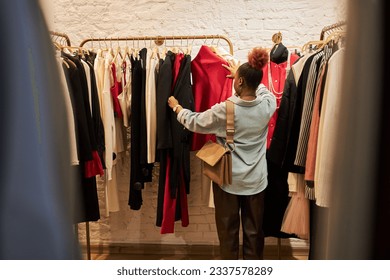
[50,31,72,46]
[320,21,346,40]
[79,34,234,55]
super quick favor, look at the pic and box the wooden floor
[82,243,309,260]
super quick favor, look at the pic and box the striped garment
[293,46,334,168]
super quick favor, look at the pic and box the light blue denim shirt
[177,84,276,195]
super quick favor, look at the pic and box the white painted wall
[44,0,347,249]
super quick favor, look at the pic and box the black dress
[128,49,154,211]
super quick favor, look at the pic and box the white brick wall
[47,0,347,60]
[44,0,347,249]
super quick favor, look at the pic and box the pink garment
[110,63,123,118]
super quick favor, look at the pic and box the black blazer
[169,54,194,197]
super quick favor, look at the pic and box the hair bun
[248,47,269,70]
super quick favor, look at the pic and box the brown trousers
[213,183,265,259]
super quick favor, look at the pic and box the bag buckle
[224,142,235,152]
[226,128,235,136]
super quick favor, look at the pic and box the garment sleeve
[256,86,277,118]
[177,102,226,135]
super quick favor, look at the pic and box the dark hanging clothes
[283,53,316,174]
[169,54,194,196]
[267,68,299,169]
[77,166,101,223]
[156,51,175,150]
[62,52,103,178]
[61,55,93,162]
[264,50,328,240]
[155,53,193,233]
[156,149,168,227]
[128,54,143,210]
[61,52,98,152]
[263,159,296,238]
[61,53,100,223]
[83,57,106,169]
[263,58,301,239]
[128,50,153,211]
[139,48,149,166]
[155,52,175,227]
[84,51,97,66]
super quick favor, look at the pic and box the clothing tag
[190,72,193,86]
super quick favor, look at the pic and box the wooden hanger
[302,40,325,52]
[62,58,70,69]
[322,31,346,47]
[112,45,123,62]
[52,41,63,51]
[61,56,77,69]
[62,45,91,57]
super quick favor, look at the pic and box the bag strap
[225,100,234,145]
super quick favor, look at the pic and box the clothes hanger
[62,45,81,56]
[112,38,123,62]
[97,39,110,55]
[186,38,193,55]
[122,43,132,63]
[60,53,77,69]
[322,31,346,47]
[301,40,324,52]
[178,37,185,54]
[61,57,70,69]
[53,41,63,51]
[53,42,71,68]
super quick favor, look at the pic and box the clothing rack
[50,31,72,46]
[320,21,346,40]
[79,34,234,55]
[272,24,347,259]
[50,30,92,260]
[301,21,347,53]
